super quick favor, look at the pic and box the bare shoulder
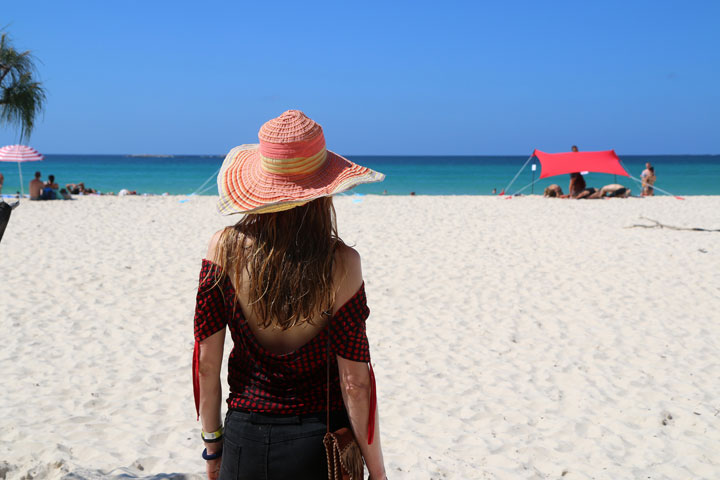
[332,244,364,312]
[336,243,361,273]
[205,229,225,261]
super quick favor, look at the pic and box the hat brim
[217,144,385,215]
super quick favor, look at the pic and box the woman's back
[220,234,363,355]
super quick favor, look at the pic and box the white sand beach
[1,195,719,480]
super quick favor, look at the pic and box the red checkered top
[193,259,371,414]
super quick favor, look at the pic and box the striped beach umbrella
[0,144,44,197]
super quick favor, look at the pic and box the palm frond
[0,31,45,140]
[1,33,37,85]
[0,72,46,141]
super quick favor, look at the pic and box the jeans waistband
[229,409,345,426]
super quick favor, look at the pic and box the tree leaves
[0,32,46,141]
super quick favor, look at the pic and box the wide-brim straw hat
[217,110,385,215]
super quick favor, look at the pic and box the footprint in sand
[661,411,674,426]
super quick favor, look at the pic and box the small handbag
[323,311,366,480]
[323,426,364,480]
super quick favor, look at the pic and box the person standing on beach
[29,171,44,200]
[644,166,656,196]
[640,162,655,196]
[571,145,579,153]
[0,172,4,195]
[192,110,387,480]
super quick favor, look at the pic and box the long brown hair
[212,196,344,330]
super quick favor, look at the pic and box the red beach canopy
[534,149,629,179]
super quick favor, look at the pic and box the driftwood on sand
[626,216,720,232]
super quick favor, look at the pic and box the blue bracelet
[202,447,223,461]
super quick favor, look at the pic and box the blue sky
[1,0,718,155]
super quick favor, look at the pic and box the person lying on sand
[544,180,597,199]
[544,184,564,197]
[587,184,631,199]
[66,183,83,194]
[66,182,98,195]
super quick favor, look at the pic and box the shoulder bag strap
[324,246,337,434]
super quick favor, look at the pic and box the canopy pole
[17,162,24,197]
[531,164,536,194]
[190,166,221,196]
[179,166,222,203]
[512,177,541,196]
[501,154,534,195]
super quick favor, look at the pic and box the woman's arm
[333,246,386,480]
[197,231,226,479]
[198,330,225,480]
[198,330,225,444]
[337,357,386,480]
[200,230,226,437]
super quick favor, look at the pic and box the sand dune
[1,195,718,479]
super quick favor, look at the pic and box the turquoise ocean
[1,154,719,197]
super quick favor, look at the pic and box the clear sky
[1,0,718,155]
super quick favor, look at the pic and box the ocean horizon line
[2,153,718,196]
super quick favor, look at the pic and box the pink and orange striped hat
[217,110,384,215]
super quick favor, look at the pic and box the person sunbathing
[543,184,564,197]
[545,178,596,199]
[66,183,84,194]
[66,182,97,195]
[587,184,631,198]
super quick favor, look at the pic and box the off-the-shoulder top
[192,259,373,421]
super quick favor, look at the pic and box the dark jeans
[220,409,350,480]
